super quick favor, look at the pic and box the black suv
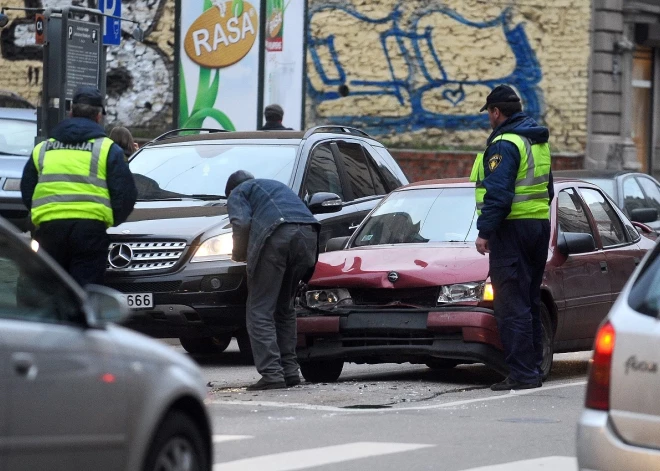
[105,126,408,356]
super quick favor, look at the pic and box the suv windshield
[0,118,36,157]
[352,187,478,247]
[130,144,297,200]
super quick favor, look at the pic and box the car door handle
[12,352,37,379]
[348,224,360,231]
[634,257,641,266]
[600,261,608,273]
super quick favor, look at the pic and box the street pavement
[172,340,591,471]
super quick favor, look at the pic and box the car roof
[159,131,306,145]
[0,108,37,121]
[553,169,635,179]
[396,177,598,191]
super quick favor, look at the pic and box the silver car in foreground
[577,239,660,470]
[0,218,212,470]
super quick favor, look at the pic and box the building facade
[0,0,658,179]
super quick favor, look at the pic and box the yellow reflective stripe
[32,194,111,208]
[37,174,108,188]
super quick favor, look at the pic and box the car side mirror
[326,236,350,252]
[630,207,658,224]
[85,284,129,325]
[557,231,596,256]
[307,192,343,214]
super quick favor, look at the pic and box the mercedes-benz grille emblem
[387,271,399,283]
[108,244,133,269]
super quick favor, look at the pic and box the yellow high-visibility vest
[30,138,114,227]
[469,133,551,220]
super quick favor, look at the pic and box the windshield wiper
[137,197,184,202]
[0,151,26,156]
[188,194,227,200]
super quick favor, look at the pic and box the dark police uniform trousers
[488,218,550,383]
[246,223,318,383]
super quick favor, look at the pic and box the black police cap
[72,85,106,114]
[479,85,520,112]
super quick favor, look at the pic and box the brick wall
[391,149,584,182]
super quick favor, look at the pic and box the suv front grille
[107,241,187,272]
[350,287,439,307]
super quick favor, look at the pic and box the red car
[295,178,656,383]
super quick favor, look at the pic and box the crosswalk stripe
[213,441,434,471]
[213,435,253,443]
[459,456,577,471]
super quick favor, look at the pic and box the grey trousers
[246,224,317,382]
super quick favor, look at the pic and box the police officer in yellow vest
[20,86,137,287]
[470,85,554,391]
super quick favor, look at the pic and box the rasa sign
[179,0,260,131]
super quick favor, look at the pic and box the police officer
[470,85,553,391]
[225,170,319,391]
[21,85,137,287]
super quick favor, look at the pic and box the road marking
[459,456,577,470]
[213,435,253,443]
[206,380,587,413]
[213,442,433,471]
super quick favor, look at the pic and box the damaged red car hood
[310,243,489,289]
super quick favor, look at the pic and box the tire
[143,411,209,471]
[236,330,254,362]
[300,360,344,383]
[540,302,555,381]
[426,359,460,370]
[179,335,231,355]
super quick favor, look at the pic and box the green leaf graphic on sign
[232,0,243,18]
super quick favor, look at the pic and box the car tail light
[585,321,615,411]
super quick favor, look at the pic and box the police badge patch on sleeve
[488,154,502,171]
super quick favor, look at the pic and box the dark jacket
[20,117,137,227]
[227,178,319,276]
[261,121,292,131]
[477,112,554,240]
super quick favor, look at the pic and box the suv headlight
[438,281,493,303]
[191,232,233,262]
[305,288,353,308]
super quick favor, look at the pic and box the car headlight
[191,232,233,262]
[305,288,353,308]
[3,178,21,191]
[438,281,493,303]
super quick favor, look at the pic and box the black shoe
[490,377,541,391]
[285,376,301,387]
[246,378,286,391]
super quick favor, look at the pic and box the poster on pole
[179,0,261,131]
[263,0,304,130]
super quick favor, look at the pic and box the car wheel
[144,411,209,471]
[299,360,344,383]
[540,302,554,381]
[425,359,460,370]
[236,330,254,362]
[179,335,231,355]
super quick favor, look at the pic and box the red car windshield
[353,187,479,246]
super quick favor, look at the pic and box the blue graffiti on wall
[307,4,543,133]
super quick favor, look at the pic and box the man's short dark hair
[488,101,522,117]
[72,103,103,120]
[225,170,255,197]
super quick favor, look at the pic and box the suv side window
[579,187,628,247]
[303,143,345,201]
[623,176,647,214]
[557,188,595,241]
[0,234,81,325]
[333,141,376,200]
[638,177,660,213]
[371,146,407,190]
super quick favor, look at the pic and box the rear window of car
[628,244,660,317]
[130,144,297,200]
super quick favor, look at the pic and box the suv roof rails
[303,125,370,139]
[143,128,229,146]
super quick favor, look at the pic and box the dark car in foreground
[0,107,37,231]
[0,217,211,471]
[294,177,656,383]
[555,170,660,233]
[105,126,408,356]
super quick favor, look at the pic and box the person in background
[109,126,139,161]
[225,170,319,390]
[20,85,137,287]
[261,104,292,130]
